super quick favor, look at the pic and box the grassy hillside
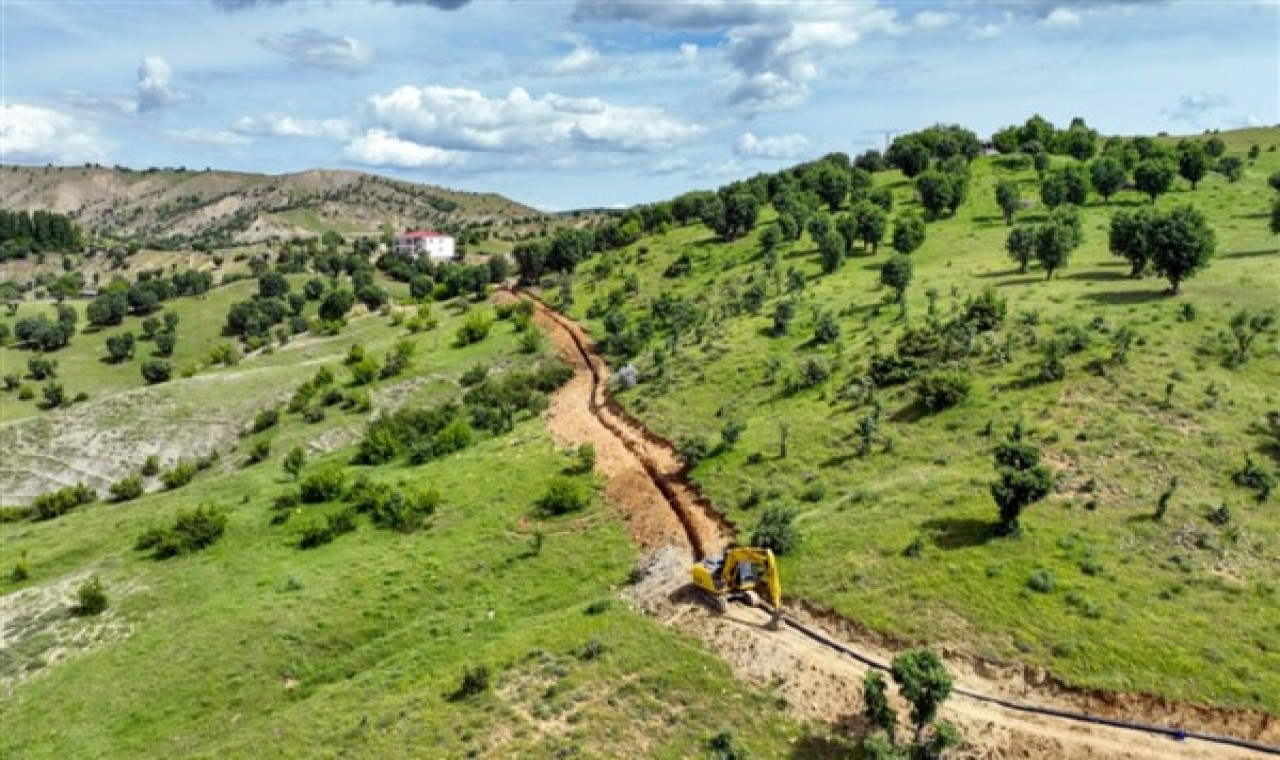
[0,165,543,246]
[559,126,1280,711]
[0,286,825,758]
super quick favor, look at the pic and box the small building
[394,230,455,261]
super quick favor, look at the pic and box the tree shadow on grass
[1081,289,1167,306]
[1223,247,1280,259]
[994,277,1044,288]
[1064,270,1128,283]
[889,399,927,424]
[920,517,997,550]
[789,728,860,759]
[974,268,1027,279]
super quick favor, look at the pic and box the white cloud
[137,55,189,112]
[233,114,353,140]
[359,84,703,155]
[548,43,603,75]
[733,131,812,160]
[573,1,901,113]
[968,21,1004,40]
[1042,8,1082,27]
[165,128,252,146]
[343,129,465,168]
[913,11,958,30]
[1,103,111,163]
[258,29,373,72]
[679,43,699,62]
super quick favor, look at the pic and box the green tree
[154,330,176,357]
[140,359,172,384]
[862,671,897,741]
[1227,309,1276,366]
[995,180,1021,225]
[880,254,913,304]
[1177,141,1209,189]
[1089,156,1127,203]
[318,288,356,321]
[42,381,66,409]
[890,649,954,746]
[1134,158,1175,202]
[1108,207,1154,277]
[891,213,926,255]
[1006,225,1037,274]
[852,201,888,253]
[1268,170,1280,193]
[818,230,845,275]
[1034,219,1075,279]
[105,332,135,363]
[283,445,306,480]
[813,163,850,212]
[990,425,1053,535]
[887,135,931,178]
[1204,136,1226,158]
[1149,204,1216,294]
[1216,155,1245,182]
[915,171,958,221]
[1039,171,1066,208]
[258,271,290,299]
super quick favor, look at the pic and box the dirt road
[508,290,1278,759]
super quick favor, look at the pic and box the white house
[394,230,455,261]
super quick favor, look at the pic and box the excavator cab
[690,547,784,630]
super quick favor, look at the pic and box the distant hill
[0,165,545,246]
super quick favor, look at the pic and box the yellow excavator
[690,547,784,631]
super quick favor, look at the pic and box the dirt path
[509,290,1278,759]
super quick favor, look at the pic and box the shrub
[283,446,307,479]
[575,443,597,474]
[161,460,198,490]
[17,385,34,401]
[720,418,745,450]
[791,356,831,391]
[136,504,227,559]
[460,363,489,387]
[535,476,590,517]
[41,382,66,409]
[298,507,358,549]
[27,356,57,380]
[245,438,271,465]
[348,356,380,385]
[1027,570,1056,593]
[300,468,347,503]
[453,664,490,699]
[140,359,172,384]
[1233,455,1275,501]
[916,371,972,413]
[31,484,97,521]
[751,505,799,555]
[357,484,440,533]
[140,455,160,477]
[454,312,492,346]
[10,551,29,582]
[706,731,749,760]
[251,408,280,433]
[74,577,108,616]
[108,475,144,502]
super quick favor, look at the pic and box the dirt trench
[508,290,1278,759]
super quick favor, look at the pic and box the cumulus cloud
[358,84,703,156]
[136,55,189,112]
[733,131,812,160]
[258,29,373,72]
[573,1,900,113]
[912,11,958,30]
[1164,92,1231,126]
[1041,7,1082,27]
[233,114,354,139]
[343,129,465,168]
[1,103,111,163]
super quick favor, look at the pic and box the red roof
[398,230,448,239]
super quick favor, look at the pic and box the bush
[17,385,34,401]
[354,483,440,533]
[677,436,711,469]
[300,468,347,503]
[74,577,108,616]
[140,456,160,477]
[916,371,972,413]
[108,475,144,502]
[161,460,198,490]
[460,363,489,387]
[575,443,597,474]
[453,664,490,699]
[535,476,590,516]
[251,408,280,433]
[31,484,97,521]
[1027,569,1056,594]
[751,505,800,555]
[140,359,172,384]
[298,507,358,549]
[1233,455,1275,501]
[245,438,271,465]
[454,312,492,346]
[348,356,380,385]
[136,504,227,559]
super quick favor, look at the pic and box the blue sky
[3,0,1277,209]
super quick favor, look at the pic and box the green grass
[562,127,1280,711]
[0,293,829,758]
